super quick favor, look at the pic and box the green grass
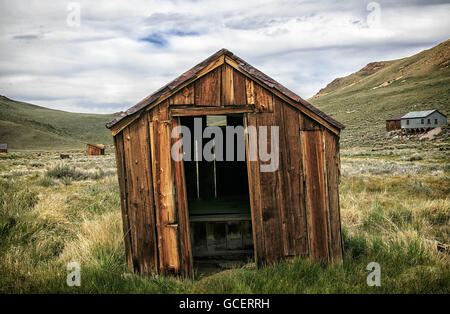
[0,96,117,150]
[0,148,448,294]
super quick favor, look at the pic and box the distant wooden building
[86,143,105,155]
[106,49,345,277]
[401,110,447,130]
[386,114,403,132]
[0,144,7,153]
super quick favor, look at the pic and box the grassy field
[0,96,117,150]
[0,141,448,294]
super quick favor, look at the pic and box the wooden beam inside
[170,105,255,117]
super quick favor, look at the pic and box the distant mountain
[0,96,117,150]
[310,39,450,147]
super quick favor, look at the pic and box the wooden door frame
[172,112,257,275]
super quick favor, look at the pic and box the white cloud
[0,0,449,113]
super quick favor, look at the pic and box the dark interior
[180,115,254,272]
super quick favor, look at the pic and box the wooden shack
[106,49,345,276]
[386,114,403,132]
[86,143,105,155]
[0,144,7,153]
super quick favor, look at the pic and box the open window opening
[179,115,254,274]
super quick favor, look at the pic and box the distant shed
[0,144,7,153]
[401,110,447,129]
[86,143,105,155]
[106,49,345,277]
[386,114,403,132]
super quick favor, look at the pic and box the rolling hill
[0,96,117,150]
[310,39,450,147]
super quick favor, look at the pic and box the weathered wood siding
[86,144,105,155]
[114,115,158,274]
[112,61,343,276]
[246,94,342,266]
[386,120,401,132]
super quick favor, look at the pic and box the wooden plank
[122,116,159,274]
[148,118,165,272]
[272,99,289,256]
[194,67,221,106]
[245,78,254,105]
[301,129,330,260]
[170,105,254,117]
[222,64,234,105]
[113,132,134,270]
[151,118,181,274]
[244,113,264,265]
[171,117,193,277]
[122,126,139,271]
[254,83,274,113]
[233,69,247,105]
[256,113,284,263]
[171,84,194,105]
[274,98,309,257]
[323,130,343,262]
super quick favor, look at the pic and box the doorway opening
[179,115,254,274]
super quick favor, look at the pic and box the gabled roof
[106,49,345,131]
[401,110,446,119]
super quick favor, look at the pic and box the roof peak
[106,49,345,132]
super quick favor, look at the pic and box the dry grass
[0,147,448,293]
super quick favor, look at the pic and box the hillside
[310,39,450,147]
[0,96,117,150]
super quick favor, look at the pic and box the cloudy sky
[0,0,449,114]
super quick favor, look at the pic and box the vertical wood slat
[244,113,264,265]
[194,67,221,106]
[245,78,254,105]
[244,77,273,112]
[301,129,330,260]
[113,132,133,270]
[122,115,159,273]
[171,117,193,276]
[324,130,343,262]
[233,69,247,105]
[149,105,181,275]
[272,99,289,256]
[257,113,284,263]
[274,98,309,256]
[222,64,235,105]
[254,83,274,113]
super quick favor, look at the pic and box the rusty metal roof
[87,143,105,149]
[106,49,345,130]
